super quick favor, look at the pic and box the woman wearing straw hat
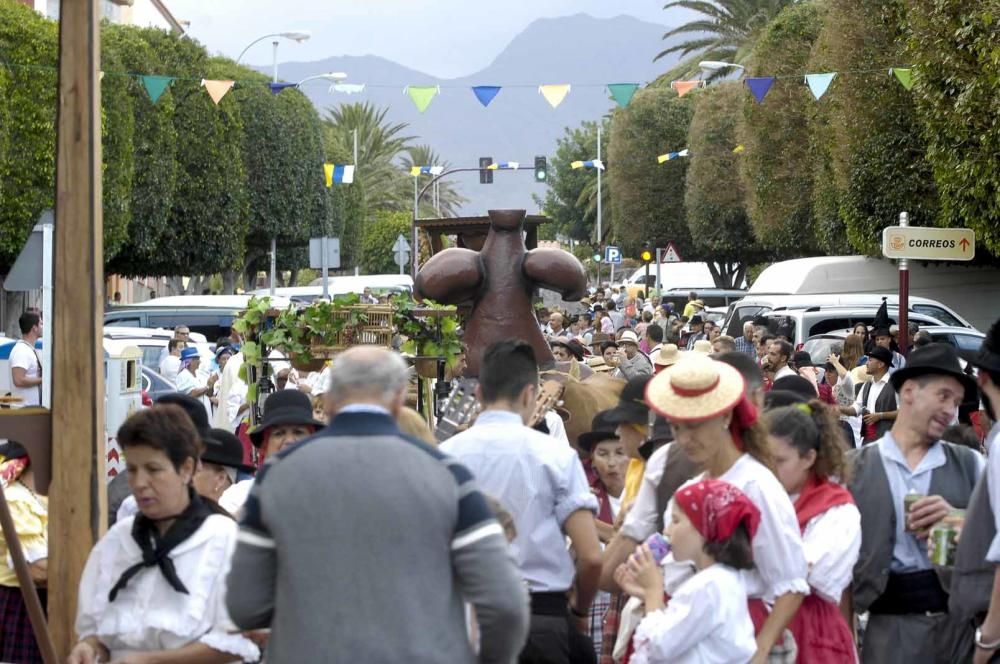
[653,344,681,375]
[644,354,808,664]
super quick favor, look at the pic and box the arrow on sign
[960,238,970,252]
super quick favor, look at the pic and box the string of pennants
[1,59,916,110]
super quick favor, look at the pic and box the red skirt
[0,584,46,664]
[787,594,856,664]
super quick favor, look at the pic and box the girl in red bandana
[765,401,860,663]
[617,479,760,663]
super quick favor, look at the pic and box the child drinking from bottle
[615,478,759,664]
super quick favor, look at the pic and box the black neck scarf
[108,487,215,602]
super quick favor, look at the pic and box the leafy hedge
[741,1,825,255]
[905,1,1000,254]
[608,88,694,257]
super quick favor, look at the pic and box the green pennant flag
[607,83,639,108]
[891,68,913,91]
[407,86,439,113]
[141,75,175,104]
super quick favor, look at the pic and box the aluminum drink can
[929,523,956,566]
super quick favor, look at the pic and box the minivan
[104,295,292,340]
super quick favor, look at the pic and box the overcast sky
[168,0,684,78]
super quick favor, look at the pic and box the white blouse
[800,503,861,603]
[685,454,810,603]
[631,564,757,664]
[75,514,259,662]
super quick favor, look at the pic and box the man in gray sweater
[226,347,529,662]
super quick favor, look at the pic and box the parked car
[723,293,973,337]
[103,327,212,376]
[802,326,985,366]
[141,365,176,403]
[104,295,291,340]
[758,307,945,348]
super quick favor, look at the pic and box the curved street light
[698,60,746,72]
[235,31,312,64]
[296,72,348,87]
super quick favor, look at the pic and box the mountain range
[266,13,685,214]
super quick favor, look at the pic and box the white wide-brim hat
[646,355,746,422]
[655,344,681,367]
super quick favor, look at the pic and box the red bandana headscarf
[675,478,761,543]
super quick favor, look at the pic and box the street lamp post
[235,31,310,295]
[698,60,746,73]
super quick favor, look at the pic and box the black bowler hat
[962,318,1000,374]
[249,390,325,448]
[867,346,893,367]
[201,428,254,474]
[890,343,978,402]
[577,410,619,453]
[0,441,29,461]
[604,375,652,425]
[156,393,210,438]
[764,375,816,411]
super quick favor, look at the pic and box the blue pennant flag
[268,82,297,95]
[746,77,775,104]
[472,85,501,107]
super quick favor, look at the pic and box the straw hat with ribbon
[692,339,712,355]
[646,355,746,422]
[654,344,681,368]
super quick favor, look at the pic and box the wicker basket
[309,305,394,355]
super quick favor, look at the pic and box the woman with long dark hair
[765,401,861,663]
[68,406,258,664]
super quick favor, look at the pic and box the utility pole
[269,40,280,295]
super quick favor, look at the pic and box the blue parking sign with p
[605,246,622,264]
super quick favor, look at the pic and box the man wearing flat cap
[848,343,983,663]
[950,318,1000,663]
[840,346,898,444]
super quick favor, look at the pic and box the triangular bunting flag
[745,77,775,104]
[268,82,297,95]
[325,164,355,186]
[409,166,444,177]
[141,75,174,104]
[99,71,105,80]
[202,79,235,105]
[472,85,501,108]
[804,72,836,100]
[657,149,689,163]
[407,86,439,113]
[570,160,604,170]
[607,83,639,108]
[539,84,571,109]
[671,80,702,98]
[891,68,913,90]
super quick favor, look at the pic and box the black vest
[860,379,897,442]
[950,469,997,620]
[848,439,981,613]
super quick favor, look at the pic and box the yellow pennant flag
[324,163,335,188]
[539,84,571,109]
[732,144,746,154]
[202,79,235,105]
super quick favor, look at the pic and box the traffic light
[640,242,653,263]
[534,156,548,183]
[479,157,493,184]
[592,253,602,262]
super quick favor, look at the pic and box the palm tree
[656,0,794,70]
[322,102,414,211]
[400,145,467,217]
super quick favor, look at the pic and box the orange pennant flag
[201,79,235,105]
[671,80,702,98]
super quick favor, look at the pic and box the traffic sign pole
[898,211,909,356]
[655,248,662,296]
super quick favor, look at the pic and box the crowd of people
[2,293,1000,663]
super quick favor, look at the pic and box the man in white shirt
[9,311,42,408]
[766,339,797,381]
[441,340,602,664]
[840,346,897,444]
[875,327,907,372]
[174,347,218,420]
[158,338,185,384]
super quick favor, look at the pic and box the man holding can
[848,343,983,663]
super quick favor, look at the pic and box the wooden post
[49,0,106,656]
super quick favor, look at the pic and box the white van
[622,262,745,299]
[744,256,1000,331]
